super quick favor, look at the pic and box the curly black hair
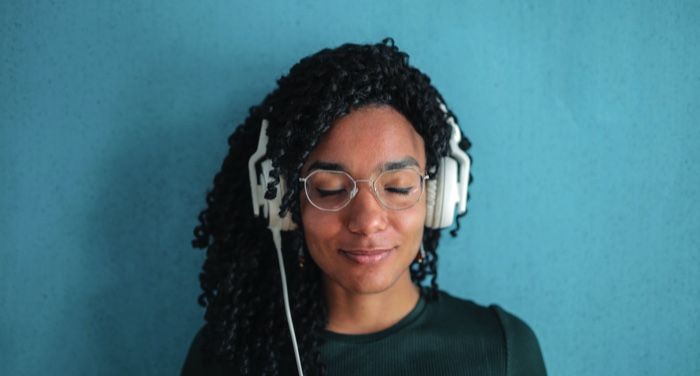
[192,38,472,375]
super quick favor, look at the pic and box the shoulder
[432,291,547,375]
[181,327,230,376]
[490,304,547,375]
[429,291,502,335]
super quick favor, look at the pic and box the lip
[339,247,395,264]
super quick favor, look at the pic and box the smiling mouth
[339,248,395,264]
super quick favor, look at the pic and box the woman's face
[300,105,427,296]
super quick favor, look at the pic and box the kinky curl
[192,38,472,375]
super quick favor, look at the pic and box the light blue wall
[1,1,698,375]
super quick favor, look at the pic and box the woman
[182,39,546,375]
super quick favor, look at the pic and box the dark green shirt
[182,291,546,375]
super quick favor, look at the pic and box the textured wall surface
[1,1,698,375]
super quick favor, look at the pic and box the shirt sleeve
[491,305,547,376]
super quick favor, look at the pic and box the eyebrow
[306,161,345,172]
[305,157,421,174]
[382,157,420,171]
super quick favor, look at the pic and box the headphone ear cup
[260,160,297,231]
[426,157,459,229]
[439,157,459,228]
[425,178,438,229]
[271,177,297,231]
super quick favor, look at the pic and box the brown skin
[300,105,427,334]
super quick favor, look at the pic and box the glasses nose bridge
[349,177,378,200]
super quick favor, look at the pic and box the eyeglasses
[299,168,428,211]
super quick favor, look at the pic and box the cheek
[388,199,427,262]
[395,203,427,244]
[395,194,427,228]
[300,200,340,256]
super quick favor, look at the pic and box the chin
[332,266,409,295]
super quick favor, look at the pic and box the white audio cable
[271,228,304,376]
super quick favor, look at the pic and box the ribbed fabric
[318,290,546,376]
[181,290,546,375]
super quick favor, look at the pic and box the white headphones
[246,103,470,376]
[247,119,298,234]
[424,102,471,229]
[248,103,470,233]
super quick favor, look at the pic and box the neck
[323,271,420,334]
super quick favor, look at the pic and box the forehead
[303,105,426,174]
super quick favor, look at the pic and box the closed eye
[316,188,346,197]
[385,186,413,195]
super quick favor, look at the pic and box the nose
[345,183,388,235]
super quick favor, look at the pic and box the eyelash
[385,187,412,195]
[316,188,346,197]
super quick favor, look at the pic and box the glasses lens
[305,171,354,210]
[375,169,424,210]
